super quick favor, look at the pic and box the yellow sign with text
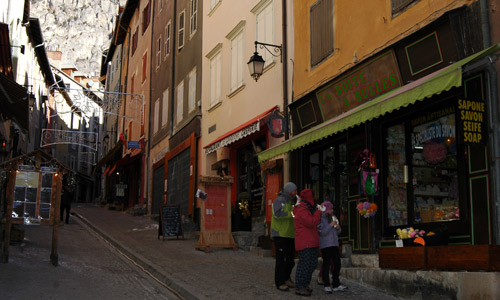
[458,99,486,144]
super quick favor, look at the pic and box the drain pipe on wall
[484,57,500,246]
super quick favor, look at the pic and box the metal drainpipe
[282,0,289,141]
[480,0,491,48]
[170,0,177,137]
[146,0,158,212]
[485,59,500,245]
[281,0,292,184]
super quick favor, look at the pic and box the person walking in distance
[271,182,298,292]
[293,188,322,296]
[318,201,347,293]
[60,177,73,224]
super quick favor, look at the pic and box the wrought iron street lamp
[247,41,282,82]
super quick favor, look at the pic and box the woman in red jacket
[293,189,322,296]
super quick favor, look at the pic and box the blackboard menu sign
[158,205,184,240]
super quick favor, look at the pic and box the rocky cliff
[31,0,126,76]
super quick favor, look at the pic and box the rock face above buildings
[31,0,125,76]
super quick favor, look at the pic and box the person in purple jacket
[318,201,347,293]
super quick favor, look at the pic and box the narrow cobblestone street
[0,214,180,300]
[1,205,404,299]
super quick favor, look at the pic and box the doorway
[304,141,348,229]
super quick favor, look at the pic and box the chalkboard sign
[158,205,184,240]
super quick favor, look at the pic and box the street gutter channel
[74,212,198,300]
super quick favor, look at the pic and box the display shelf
[416,179,448,184]
[414,191,449,197]
[412,165,457,170]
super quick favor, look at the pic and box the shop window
[305,142,347,220]
[411,112,458,224]
[385,124,408,226]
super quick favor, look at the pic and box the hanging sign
[268,111,286,138]
[457,99,487,144]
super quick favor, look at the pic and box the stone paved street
[0,215,179,299]
[69,204,404,300]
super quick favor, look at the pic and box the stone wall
[30,0,126,76]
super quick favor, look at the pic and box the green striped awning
[258,43,500,162]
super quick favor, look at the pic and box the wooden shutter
[310,0,334,67]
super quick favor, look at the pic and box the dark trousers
[60,203,71,224]
[273,237,295,287]
[295,247,318,289]
[321,246,341,287]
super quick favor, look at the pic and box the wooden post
[50,172,62,266]
[2,170,16,263]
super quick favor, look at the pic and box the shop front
[203,106,280,232]
[258,25,500,268]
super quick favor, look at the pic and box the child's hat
[321,201,333,212]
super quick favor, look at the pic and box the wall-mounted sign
[128,141,140,148]
[315,50,401,121]
[457,99,487,144]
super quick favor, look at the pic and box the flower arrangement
[237,192,251,218]
[356,201,377,218]
[395,227,438,246]
[396,227,428,239]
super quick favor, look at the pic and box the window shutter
[391,0,418,16]
[310,0,334,67]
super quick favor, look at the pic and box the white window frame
[176,80,184,124]
[158,0,163,12]
[178,10,185,49]
[190,0,198,37]
[226,21,246,93]
[162,88,169,127]
[156,37,162,68]
[210,0,221,11]
[164,22,171,59]
[255,0,275,67]
[207,44,222,108]
[188,67,196,112]
[154,99,160,133]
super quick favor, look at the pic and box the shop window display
[12,170,54,222]
[305,143,348,219]
[411,113,459,223]
[386,124,408,226]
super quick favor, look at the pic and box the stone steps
[340,247,499,300]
